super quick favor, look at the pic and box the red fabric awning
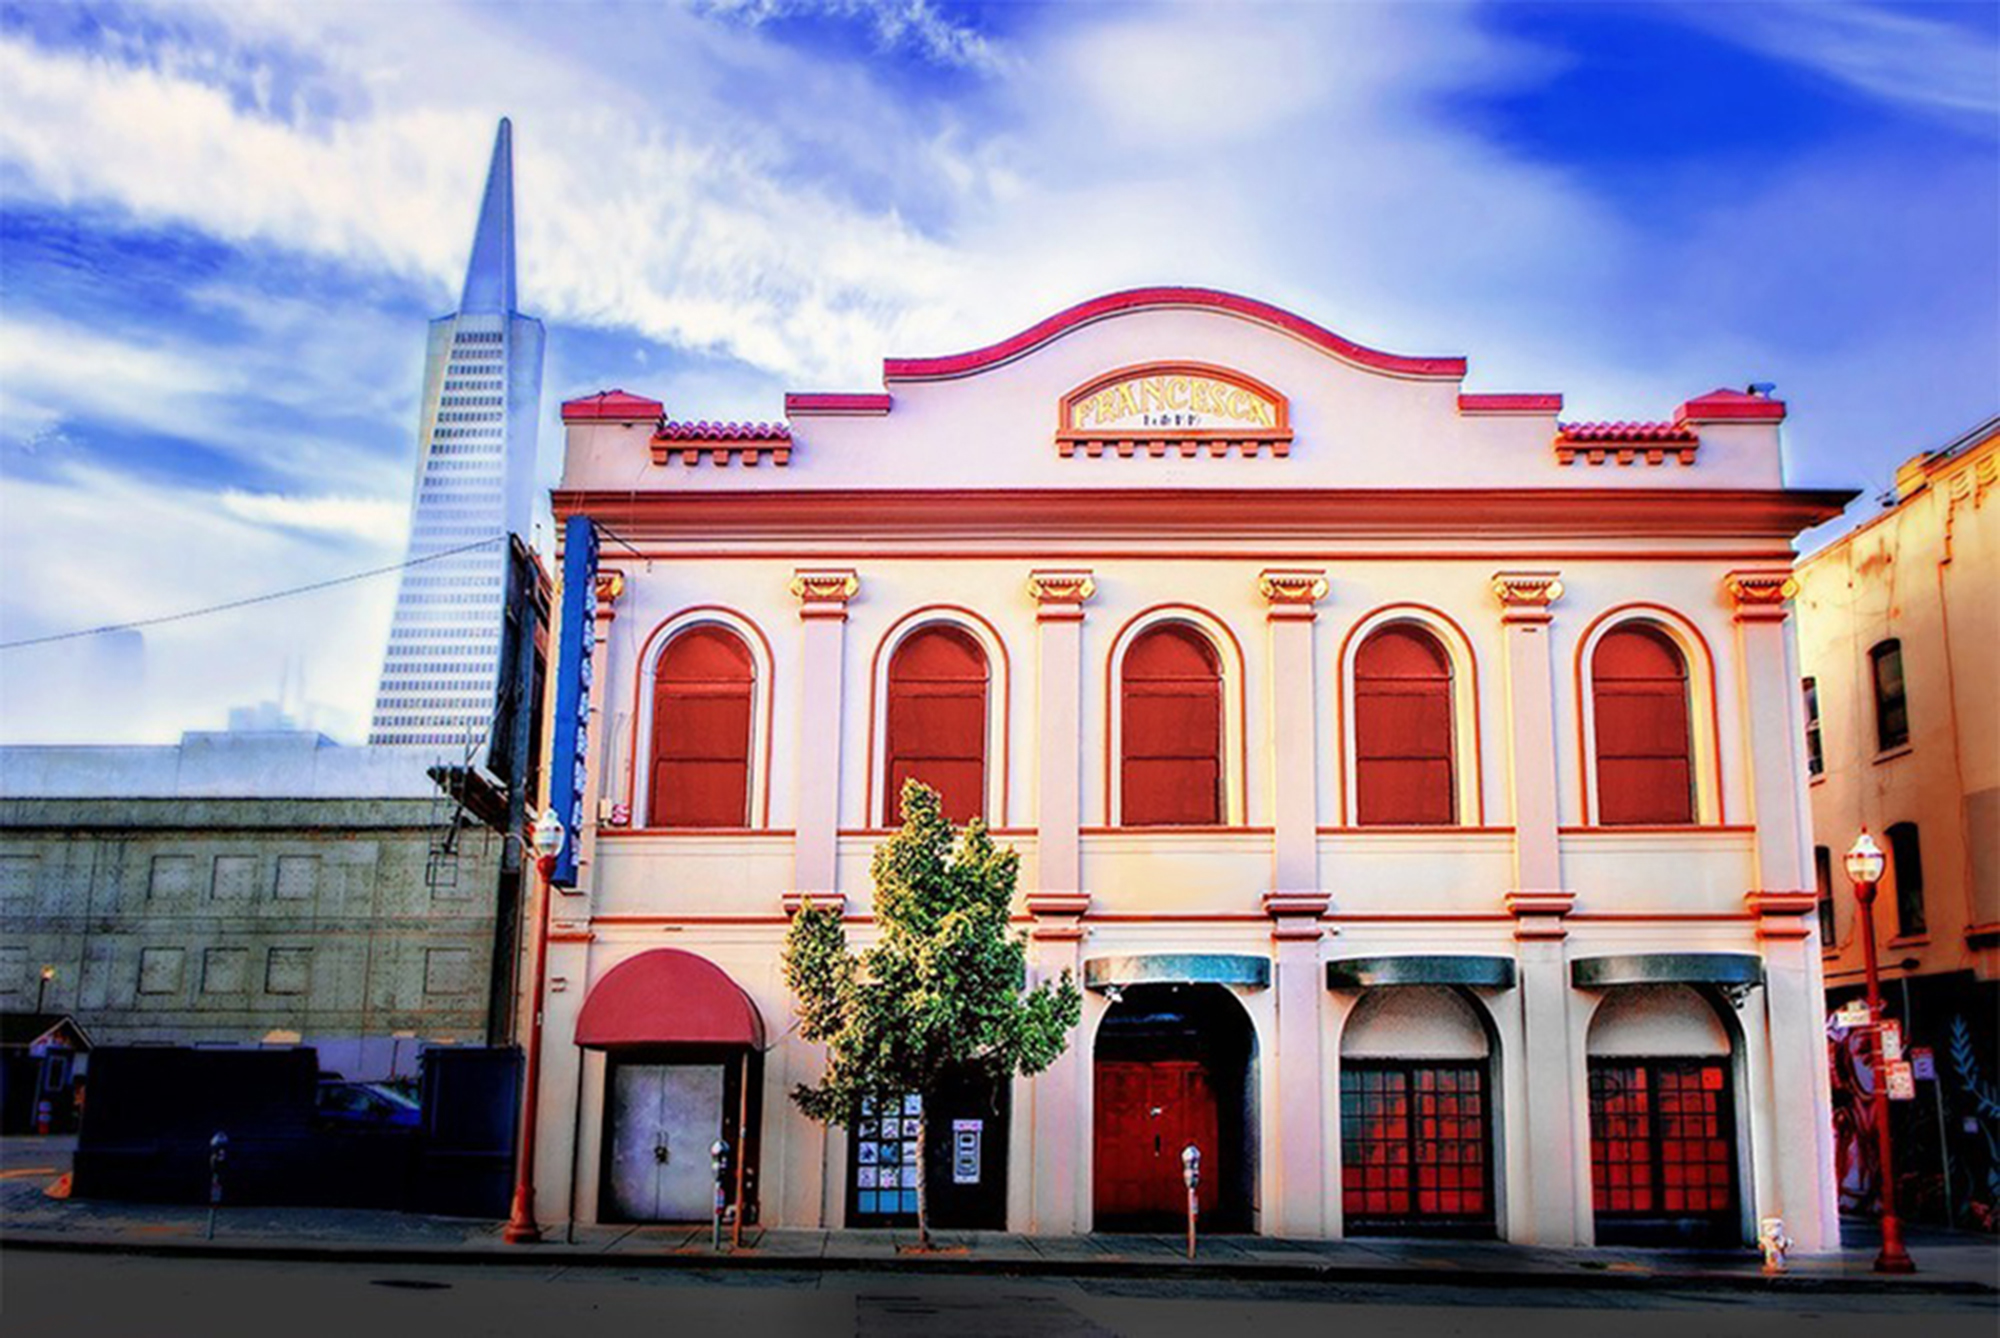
[573,949,765,1049]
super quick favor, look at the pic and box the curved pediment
[883,287,1465,383]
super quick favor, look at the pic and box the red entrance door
[1094,1060,1220,1221]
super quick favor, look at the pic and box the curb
[3,1233,1993,1296]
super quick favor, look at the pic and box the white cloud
[1677,1,1999,123]
[218,490,407,546]
[698,0,1005,72]
[0,461,399,744]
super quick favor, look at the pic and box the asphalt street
[3,1252,1994,1338]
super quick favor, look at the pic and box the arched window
[649,626,754,827]
[1354,624,1455,825]
[1592,624,1694,825]
[1121,624,1222,826]
[884,626,988,825]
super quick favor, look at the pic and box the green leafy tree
[782,779,1081,1247]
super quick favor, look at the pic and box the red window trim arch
[648,624,756,828]
[883,623,990,825]
[1352,622,1456,826]
[1120,622,1225,826]
[1590,621,1695,826]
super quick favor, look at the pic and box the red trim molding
[882,287,1467,382]
[1677,388,1786,424]
[1459,393,1562,415]
[553,487,1858,540]
[785,392,892,417]
[562,389,663,423]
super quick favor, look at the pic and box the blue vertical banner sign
[547,514,599,887]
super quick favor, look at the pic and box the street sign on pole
[1880,1020,1904,1062]
[1911,1047,1937,1081]
[1835,999,1872,1029]
[1886,1061,1917,1101]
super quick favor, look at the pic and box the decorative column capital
[1263,890,1331,942]
[593,570,626,620]
[790,568,860,621]
[1505,889,1575,940]
[1492,570,1564,624]
[1027,891,1091,941]
[1028,569,1096,622]
[1258,569,1328,621]
[1746,888,1819,940]
[781,890,846,917]
[1724,570,1797,623]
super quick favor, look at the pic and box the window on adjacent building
[1591,624,1694,825]
[1121,624,1223,826]
[1870,639,1908,752]
[1814,845,1836,947]
[1802,677,1824,777]
[884,626,988,826]
[649,626,755,828]
[1886,821,1927,938]
[1353,624,1455,825]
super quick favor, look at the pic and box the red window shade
[885,626,988,825]
[1353,625,1454,825]
[1121,625,1222,826]
[650,627,754,827]
[1592,625,1694,825]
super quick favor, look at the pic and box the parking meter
[709,1139,730,1250]
[1181,1144,1201,1259]
[207,1131,229,1239]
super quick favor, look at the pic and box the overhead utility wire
[0,534,507,652]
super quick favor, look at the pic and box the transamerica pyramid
[369,119,545,752]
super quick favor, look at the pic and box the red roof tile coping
[1557,421,1699,443]
[1459,393,1563,414]
[883,288,1467,383]
[655,420,791,442]
[561,389,663,423]
[1677,388,1787,424]
[785,392,892,416]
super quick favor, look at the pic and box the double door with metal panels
[605,1063,725,1222]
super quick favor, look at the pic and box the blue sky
[0,0,1994,743]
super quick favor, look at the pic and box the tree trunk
[913,1108,931,1250]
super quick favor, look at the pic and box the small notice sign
[1834,999,1872,1029]
[1911,1047,1937,1081]
[1880,1020,1904,1061]
[952,1119,982,1185]
[1886,1061,1917,1101]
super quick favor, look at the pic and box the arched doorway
[1339,985,1497,1237]
[1093,983,1258,1232]
[575,949,764,1225]
[1585,983,1744,1246]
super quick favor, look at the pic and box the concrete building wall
[0,736,504,1080]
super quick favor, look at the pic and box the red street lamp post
[1844,831,1916,1274]
[503,809,566,1246]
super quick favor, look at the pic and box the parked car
[315,1080,421,1129]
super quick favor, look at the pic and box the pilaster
[1029,570,1093,900]
[530,570,621,1227]
[1026,891,1090,1233]
[789,569,857,904]
[1729,568,1839,1249]
[1258,569,1327,894]
[1492,570,1580,1244]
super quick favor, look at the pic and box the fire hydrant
[1758,1216,1792,1274]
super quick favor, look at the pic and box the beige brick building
[1795,415,1999,1228]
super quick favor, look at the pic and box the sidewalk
[5,1189,1995,1295]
